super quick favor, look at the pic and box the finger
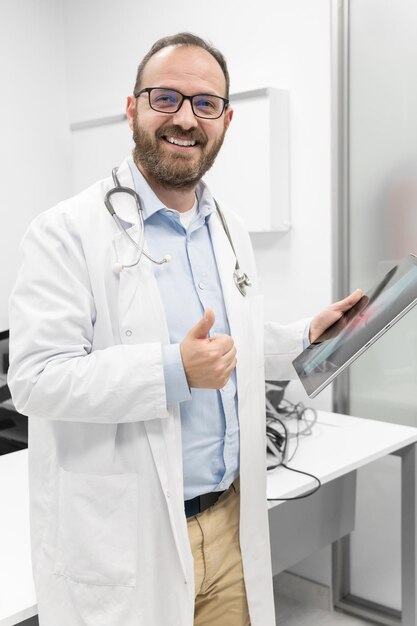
[209,333,234,354]
[332,288,363,312]
[222,345,237,369]
[225,354,238,380]
[188,308,215,340]
[216,357,237,389]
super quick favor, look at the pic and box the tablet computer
[292,253,417,398]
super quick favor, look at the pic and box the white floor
[275,594,375,626]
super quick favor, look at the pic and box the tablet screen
[292,254,417,398]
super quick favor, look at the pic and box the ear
[126,96,136,131]
[224,105,233,131]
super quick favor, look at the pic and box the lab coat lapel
[208,211,238,321]
[113,226,145,323]
[209,213,250,426]
[110,159,167,339]
[109,158,145,321]
[208,212,252,384]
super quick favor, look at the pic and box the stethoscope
[104,167,252,296]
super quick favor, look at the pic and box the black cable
[265,383,321,501]
[266,400,315,465]
[266,413,288,461]
[267,464,322,501]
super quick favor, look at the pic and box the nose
[171,98,198,130]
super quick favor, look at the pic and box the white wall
[0,0,72,330]
[63,0,334,586]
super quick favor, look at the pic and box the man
[8,33,361,626]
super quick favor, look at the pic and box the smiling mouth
[163,135,198,148]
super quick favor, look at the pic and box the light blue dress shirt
[128,157,239,500]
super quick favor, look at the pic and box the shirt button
[198,282,205,290]
[125,329,132,337]
[220,482,225,489]
[166,490,170,498]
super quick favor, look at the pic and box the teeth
[166,137,196,147]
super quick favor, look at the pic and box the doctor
[8,33,362,626]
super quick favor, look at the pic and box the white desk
[1,412,417,625]
[0,450,36,626]
[267,411,417,625]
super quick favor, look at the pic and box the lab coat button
[198,282,205,290]
[166,490,170,498]
[125,329,133,337]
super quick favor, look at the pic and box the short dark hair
[133,32,230,99]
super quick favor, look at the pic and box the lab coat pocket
[54,468,138,587]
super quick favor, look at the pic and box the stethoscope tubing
[105,168,168,268]
[104,167,251,294]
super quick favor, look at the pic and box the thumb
[189,308,215,339]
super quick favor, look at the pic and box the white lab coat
[8,159,306,626]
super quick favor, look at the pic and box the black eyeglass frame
[135,87,229,120]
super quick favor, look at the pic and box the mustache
[156,125,208,146]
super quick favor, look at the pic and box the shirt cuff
[162,344,192,405]
[303,322,311,350]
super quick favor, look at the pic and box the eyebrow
[153,86,224,97]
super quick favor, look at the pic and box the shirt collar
[127,155,216,222]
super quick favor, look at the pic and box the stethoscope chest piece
[233,269,252,296]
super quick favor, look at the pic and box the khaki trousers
[187,479,251,626]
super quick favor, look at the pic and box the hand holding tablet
[293,254,417,398]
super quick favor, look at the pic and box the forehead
[141,45,227,96]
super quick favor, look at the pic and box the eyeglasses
[135,87,229,120]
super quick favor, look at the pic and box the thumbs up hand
[180,309,237,389]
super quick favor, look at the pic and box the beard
[132,116,226,190]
